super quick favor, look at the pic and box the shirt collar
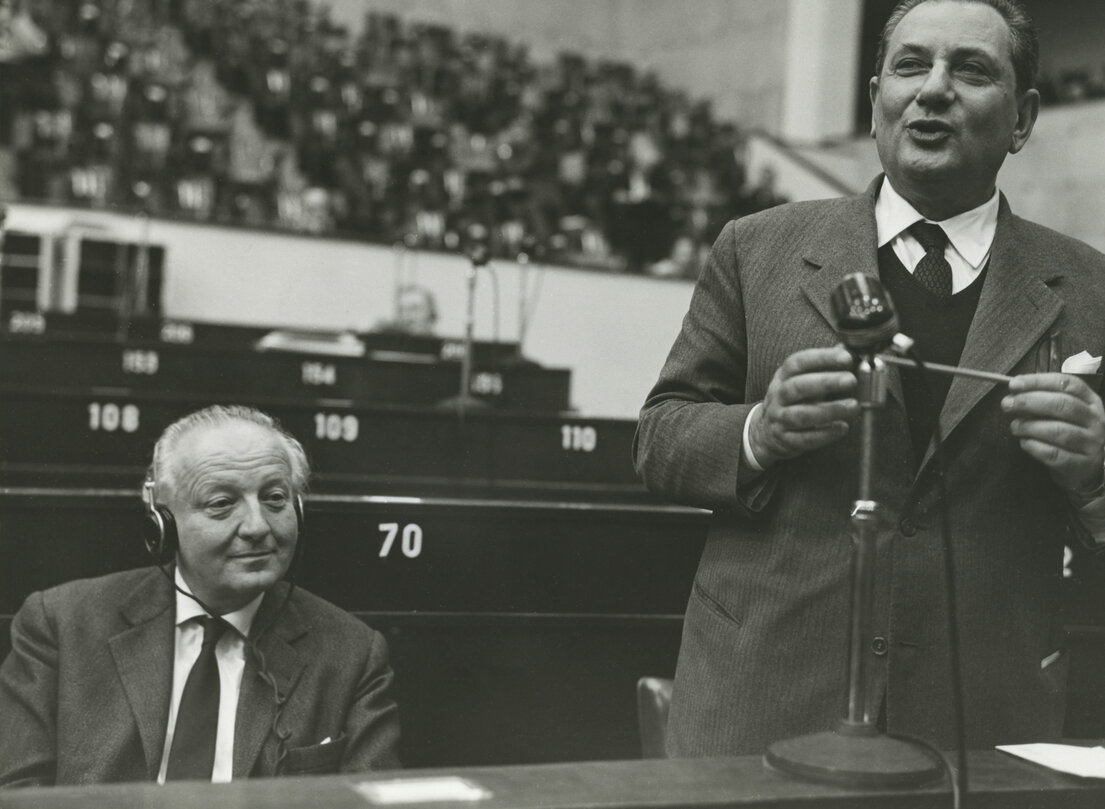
[875,177,999,269]
[173,567,264,638]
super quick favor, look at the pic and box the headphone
[142,478,305,566]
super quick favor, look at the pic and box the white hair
[148,405,309,501]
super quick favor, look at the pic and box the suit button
[871,636,888,656]
[899,518,916,537]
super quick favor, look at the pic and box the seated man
[0,405,400,787]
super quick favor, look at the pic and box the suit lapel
[918,201,1063,472]
[233,585,309,778]
[109,569,175,779]
[798,177,906,408]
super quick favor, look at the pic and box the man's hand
[1003,373,1105,494]
[748,346,859,469]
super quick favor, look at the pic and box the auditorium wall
[3,203,694,420]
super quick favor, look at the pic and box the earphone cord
[247,577,298,776]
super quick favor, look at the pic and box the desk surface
[4,753,1104,809]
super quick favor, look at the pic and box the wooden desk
[0,337,571,411]
[3,753,1104,808]
[0,386,640,491]
[0,489,708,615]
[0,309,521,364]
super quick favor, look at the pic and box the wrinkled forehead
[888,1,1015,66]
[169,422,294,499]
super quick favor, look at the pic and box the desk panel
[0,489,709,615]
[0,339,570,411]
[3,753,1105,808]
[0,386,641,490]
[1,309,521,363]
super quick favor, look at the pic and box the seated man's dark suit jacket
[0,567,400,787]
[634,176,1105,756]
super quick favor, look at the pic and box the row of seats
[0,0,782,278]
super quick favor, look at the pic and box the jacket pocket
[283,733,348,775]
[691,579,743,627]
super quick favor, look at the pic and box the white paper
[1061,351,1102,374]
[351,776,493,804]
[997,743,1105,778]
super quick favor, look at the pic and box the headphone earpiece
[294,495,304,533]
[143,503,178,566]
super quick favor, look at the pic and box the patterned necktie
[166,616,228,781]
[909,222,953,298]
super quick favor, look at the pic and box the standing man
[635,0,1105,756]
[0,405,400,787]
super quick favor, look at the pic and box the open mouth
[907,120,954,141]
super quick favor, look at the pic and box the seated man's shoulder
[35,567,161,611]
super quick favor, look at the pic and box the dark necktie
[166,616,228,781]
[909,222,953,298]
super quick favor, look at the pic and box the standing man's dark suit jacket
[634,177,1105,756]
[0,567,400,787]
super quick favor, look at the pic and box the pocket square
[1061,351,1102,374]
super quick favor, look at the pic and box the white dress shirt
[157,570,263,784]
[874,175,998,293]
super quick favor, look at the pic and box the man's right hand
[748,345,859,469]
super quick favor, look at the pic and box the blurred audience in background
[1,0,1098,278]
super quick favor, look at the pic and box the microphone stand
[121,209,151,342]
[500,239,541,369]
[437,238,490,414]
[765,352,943,787]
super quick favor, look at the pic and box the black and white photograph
[1,1,1105,806]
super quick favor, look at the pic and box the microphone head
[830,273,899,353]
[463,222,491,266]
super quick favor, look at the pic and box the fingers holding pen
[1004,373,1105,493]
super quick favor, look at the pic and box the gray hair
[874,0,1039,94]
[148,405,309,501]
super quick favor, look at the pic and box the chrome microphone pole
[438,224,490,414]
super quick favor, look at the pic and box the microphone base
[764,723,943,788]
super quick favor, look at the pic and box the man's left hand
[1003,373,1105,494]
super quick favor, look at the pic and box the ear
[1009,88,1040,155]
[868,76,880,138]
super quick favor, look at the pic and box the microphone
[829,272,899,354]
[463,222,491,267]
[831,273,1012,384]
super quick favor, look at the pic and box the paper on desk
[351,776,492,804]
[1062,351,1103,374]
[997,743,1105,778]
